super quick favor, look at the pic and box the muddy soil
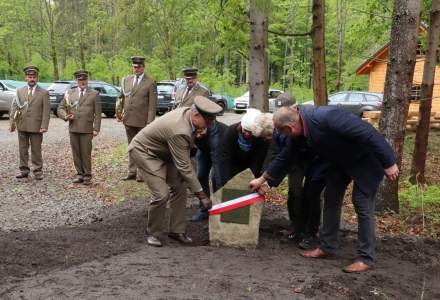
[1,201,439,300]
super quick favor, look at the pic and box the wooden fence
[362,111,440,131]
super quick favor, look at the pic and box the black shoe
[34,173,43,180]
[16,173,29,179]
[147,235,163,247]
[168,233,193,245]
[121,174,136,181]
[136,177,144,182]
[82,180,92,186]
[191,208,208,222]
[72,178,83,183]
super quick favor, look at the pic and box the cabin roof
[355,23,427,75]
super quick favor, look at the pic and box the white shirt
[133,73,144,87]
[77,87,86,97]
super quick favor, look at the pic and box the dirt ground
[1,115,440,299]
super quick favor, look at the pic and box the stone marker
[209,169,264,248]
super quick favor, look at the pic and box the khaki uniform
[128,108,202,236]
[120,74,157,177]
[10,85,50,175]
[174,82,209,108]
[58,87,101,180]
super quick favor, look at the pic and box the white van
[234,89,284,113]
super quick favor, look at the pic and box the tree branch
[236,49,248,59]
[268,29,311,37]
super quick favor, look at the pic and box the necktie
[27,87,33,102]
[134,75,140,87]
[80,89,84,100]
[183,86,191,100]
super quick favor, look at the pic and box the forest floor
[0,114,439,299]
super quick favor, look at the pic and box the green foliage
[0,0,422,97]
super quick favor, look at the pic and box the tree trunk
[311,0,328,106]
[334,0,347,91]
[249,0,269,112]
[376,0,421,212]
[410,0,440,185]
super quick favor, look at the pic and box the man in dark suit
[250,105,398,273]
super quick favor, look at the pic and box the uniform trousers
[18,131,43,175]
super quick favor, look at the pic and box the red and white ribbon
[208,193,264,216]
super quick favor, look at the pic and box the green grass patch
[399,179,440,237]
[94,143,150,203]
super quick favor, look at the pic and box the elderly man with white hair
[219,108,273,186]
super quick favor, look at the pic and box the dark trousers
[196,122,223,197]
[18,131,43,175]
[286,166,305,230]
[125,125,143,176]
[297,178,325,238]
[319,168,377,264]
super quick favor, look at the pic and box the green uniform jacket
[174,82,209,108]
[121,74,157,128]
[128,107,202,193]
[10,85,50,133]
[57,87,102,133]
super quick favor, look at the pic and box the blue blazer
[299,105,396,196]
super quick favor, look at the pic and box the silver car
[0,80,27,117]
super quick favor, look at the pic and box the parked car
[304,91,383,117]
[156,80,177,115]
[47,80,119,117]
[234,89,284,113]
[0,80,28,117]
[163,79,228,115]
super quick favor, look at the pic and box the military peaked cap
[23,65,39,75]
[131,56,145,66]
[193,96,222,118]
[182,68,198,79]
[74,69,89,80]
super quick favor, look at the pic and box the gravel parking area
[0,116,127,231]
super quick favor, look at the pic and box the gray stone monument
[209,169,264,248]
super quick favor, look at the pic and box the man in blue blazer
[250,105,399,273]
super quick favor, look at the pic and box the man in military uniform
[174,68,209,108]
[118,56,157,182]
[128,96,222,247]
[174,68,222,222]
[10,66,50,180]
[57,70,102,185]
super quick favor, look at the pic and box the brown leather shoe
[121,174,136,181]
[136,177,144,182]
[343,261,370,273]
[72,178,83,183]
[16,173,29,179]
[168,233,193,245]
[299,248,334,259]
[34,173,43,180]
[82,180,92,186]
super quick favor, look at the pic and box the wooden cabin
[355,26,440,114]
